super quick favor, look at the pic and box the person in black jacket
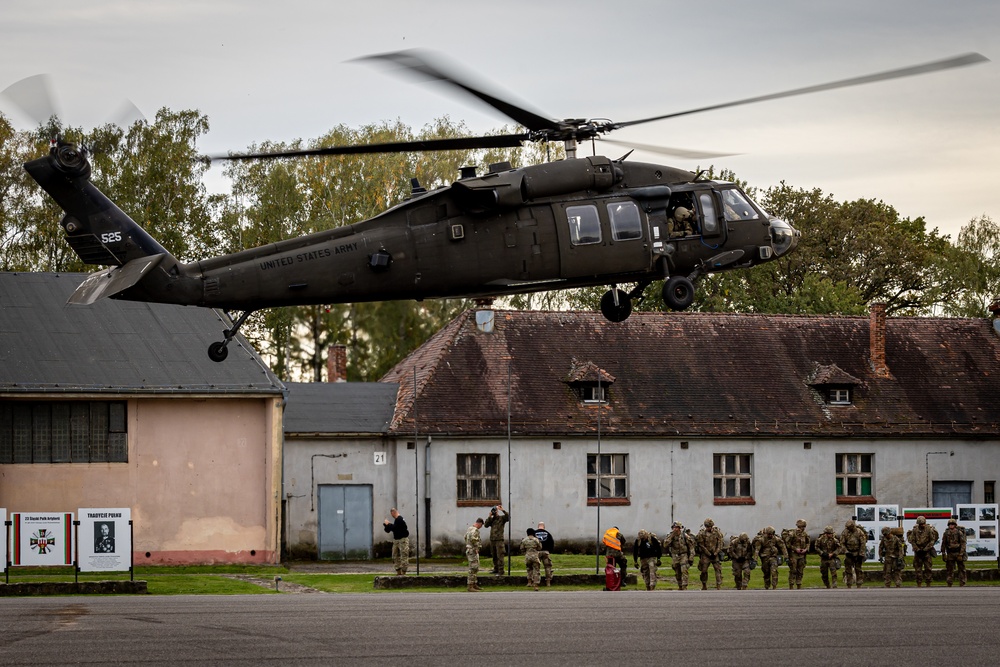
[534,522,555,586]
[383,508,410,575]
[632,530,662,591]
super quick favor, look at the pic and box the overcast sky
[2,0,996,238]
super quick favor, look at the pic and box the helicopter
[22,51,987,361]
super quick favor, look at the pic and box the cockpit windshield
[721,189,761,222]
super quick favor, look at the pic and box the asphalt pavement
[0,588,996,665]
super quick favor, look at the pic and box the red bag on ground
[604,555,621,591]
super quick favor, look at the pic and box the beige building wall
[0,395,282,565]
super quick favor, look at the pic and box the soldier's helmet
[824,525,834,534]
[765,526,775,535]
[796,519,807,528]
[674,206,692,222]
[739,532,748,540]
[845,519,855,528]
[881,526,890,535]
[704,518,714,527]
[672,521,682,530]
[948,519,957,526]
[916,516,927,525]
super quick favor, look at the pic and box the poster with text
[12,512,74,566]
[78,508,132,572]
[956,504,998,561]
[901,507,951,553]
[856,504,899,562]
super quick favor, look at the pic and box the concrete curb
[374,573,639,589]
[0,581,148,596]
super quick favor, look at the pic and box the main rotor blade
[615,52,990,129]
[217,132,529,161]
[594,137,738,160]
[1,73,60,125]
[356,49,561,133]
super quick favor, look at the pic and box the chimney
[869,303,890,378]
[327,344,347,382]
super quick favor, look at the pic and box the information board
[78,507,132,572]
[956,504,998,561]
[12,512,74,566]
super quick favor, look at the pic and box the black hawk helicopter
[22,51,987,361]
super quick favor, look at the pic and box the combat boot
[702,582,708,590]
[467,584,478,592]
[545,578,551,587]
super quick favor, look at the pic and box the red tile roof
[381,309,1000,438]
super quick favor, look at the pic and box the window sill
[836,496,876,505]
[456,500,502,508]
[587,498,631,507]
[713,497,756,506]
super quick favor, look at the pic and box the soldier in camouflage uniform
[632,529,662,591]
[728,532,753,590]
[753,526,787,590]
[878,526,905,588]
[695,518,725,590]
[661,521,696,590]
[940,518,967,587]
[814,525,842,589]
[786,519,811,590]
[907,515,939,587]
[520,528,543,590]
[840,519,868,588]
[464,518,484,592]
[483,504,509,575]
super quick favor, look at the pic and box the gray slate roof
[0,273,283,394]
[283,382,399,434]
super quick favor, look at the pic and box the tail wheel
[662,276,695,311]
[208,342,229,363]
[600,288,632,322]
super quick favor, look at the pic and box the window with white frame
[836,453,873,497]
[456,453,500,504]
[587,453,628,499]
[713,453,753,498]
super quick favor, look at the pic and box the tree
[941,215,1000,317]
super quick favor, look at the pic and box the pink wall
[0,396,282,565]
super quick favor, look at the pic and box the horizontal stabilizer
[68,254,165,305]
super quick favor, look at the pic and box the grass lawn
[1,555,995,595]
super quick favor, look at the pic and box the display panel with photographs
[956,504,999,561]
[855,504,899,562]
[78,507,132,572]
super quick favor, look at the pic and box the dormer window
[829,387,851,405]
[581,384,608,404]
[564,360,615,406]
[808,363,861,408]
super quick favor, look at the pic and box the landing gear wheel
[662,276,695,311]
[600,288,633,322]
[208,341,229,363]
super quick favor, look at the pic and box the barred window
[714,453,753,498]
[0,401,127,463]
[457,453,500,504]
[836,453,873,497]
[587,453,628,499]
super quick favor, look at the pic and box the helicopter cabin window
[607,202,642,241]
[566,205,601,245]
[721,189,760,222]
[698,193,720,236]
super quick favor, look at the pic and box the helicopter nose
[769,217,800,257]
